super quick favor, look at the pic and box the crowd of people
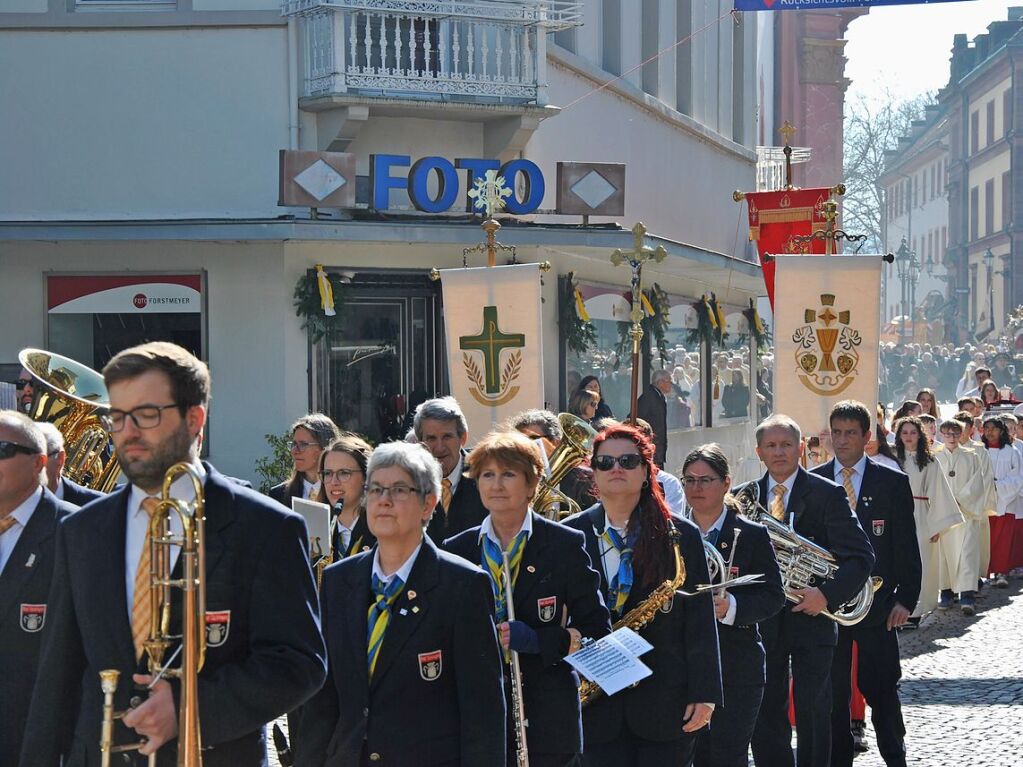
[2,339,1022,767]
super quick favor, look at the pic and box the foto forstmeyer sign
[772,255,883,436]
[439,264,544,440]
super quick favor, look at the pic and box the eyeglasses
[592,453,643,472]
[320,468,361,482]
[365,484,420,501]
[102,403,180,433]
[0,441,41,460]
[288,440,318,452]
[680,475,721,489]
[14,378,32,391]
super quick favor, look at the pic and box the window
[1004,172,1013,231]
[971,111,980,154]
[985,179,995,235]
[1005,89,1014,138]
[970,186,979,240]
[986,101,996,146]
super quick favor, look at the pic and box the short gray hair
[651,369,672,385]
[367,442,442,502]
[0,410,47,455]
[505,409,563,442]
[755,414,802,446]
[35,422,65,455]
[413,396,468,439]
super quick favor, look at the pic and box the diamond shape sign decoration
[556,162,626,217]
[279,150,356,209]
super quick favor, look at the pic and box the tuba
[19,348,121,492]
[533,413,597,521]
[100,462,206,767]
[731,481,880,627]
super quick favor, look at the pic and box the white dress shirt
[702,505,738,626]
[832,454,869,502]
[54,481,65,501]
[766,470,799,524]
[0,485,42,576]
[445,455,465,497]
[478,509,534,550]
[125,461,206,620]
[595,511,629,588]
[301,477,321,500]
[372,539,424,585]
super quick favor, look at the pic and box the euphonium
[19,348,121,492]
[731,482,880,627]
[534,413,597,521]
[100,462,206,767]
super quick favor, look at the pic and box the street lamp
[983,247,995,335]
[908,248,920,342]
[895,238,910,346]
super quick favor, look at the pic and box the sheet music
[565,627,653,696]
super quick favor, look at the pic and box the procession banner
[773,255,883,436]
[742,187,831,308]
[439,264,544,439]
[735,0,968,10]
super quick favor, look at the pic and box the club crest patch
[205,610,230,647]
[729,566,740,579]
[418,650,442,681]
[20,603,45,633]
[537,596,557,623]
[872,519,885,537]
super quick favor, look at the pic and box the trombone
[100,462,207,767]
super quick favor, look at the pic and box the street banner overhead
[772,255,884,436]
[438,264,544,440]
[735,0,967,10]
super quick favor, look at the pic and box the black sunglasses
[0,441,41,460]
[592,453,643,472]
[14,378,32,390]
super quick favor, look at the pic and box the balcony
[283,0,582,106]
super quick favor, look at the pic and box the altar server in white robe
[953,411,996,581]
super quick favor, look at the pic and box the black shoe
[938,589,954,609]
[852,720,869,753]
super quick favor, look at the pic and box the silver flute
[502,550,529,767]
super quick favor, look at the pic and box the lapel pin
[526,565,536,573]
[25,553,36,568]
[721,541,729,549]
[407,590,417,600]
[412,606,420,614]
[399,608,408,616]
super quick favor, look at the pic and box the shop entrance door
[313,273,443,444]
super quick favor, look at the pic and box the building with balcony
[1,0,766,481]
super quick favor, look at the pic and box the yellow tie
[841,467,857,510]
[0,515,18,535]
[441,478,452,513]
[770,485,787,522]
[132,497,160,662]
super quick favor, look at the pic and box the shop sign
[48,275,202,314]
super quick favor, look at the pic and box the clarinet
[502,550,530,767]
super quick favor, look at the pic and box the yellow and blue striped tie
[602,526,634,618]
[482,531,528,623]
[367,574,405,680]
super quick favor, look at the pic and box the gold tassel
[716,303,727,332]
[574,288,590,322]
[641,292,655,317]
[316,264,336,317]
[704,295,717,330]
[713,371,720,400]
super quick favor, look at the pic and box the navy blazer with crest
[561,506,724,744]
[297,535,506,767]
[0,489,76,767]
[756,467,875,647]
[811,458,921,626]
[426,470,488,544]
[444,511,611,757]
[19,464,327,767]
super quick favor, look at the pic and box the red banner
[744,188,831,307]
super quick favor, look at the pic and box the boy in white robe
[955,411,996,582]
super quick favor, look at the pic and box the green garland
[742,298,771,353]
[294,269,348,343]
[560,272,598,356]
[616,282,671,367]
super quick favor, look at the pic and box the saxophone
[578,530,687,707]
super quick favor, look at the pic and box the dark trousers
[512,753,579,767]
[582,728,696,767]
[694,684,763,767]
[752,642,834,767]
[831,626,906,767]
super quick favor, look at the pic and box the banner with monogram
[772,255,883,436]
[741,188,832,308]
[438,264,544,439]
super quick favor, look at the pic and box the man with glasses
[34,422,105,508]
[20,342,326,767]
[14,367,35,413]
[0,411,77,765]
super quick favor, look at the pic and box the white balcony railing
[283,0,583,105]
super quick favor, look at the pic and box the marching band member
[679,444,784,767]
[35,422,106,507]
[0,412,77,767]
[891,416,963,617]
[812,402,921,767]
[269,413,341,505]
[299,441,506,767]
[981,415,1023,587]
[314,433,377,558]
[562,425,723,766]
[20,342,327,767]
[750,414,874,767]
[445,430,611,767]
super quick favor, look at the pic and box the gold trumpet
[534,413,597,521]
[100,462,207,767]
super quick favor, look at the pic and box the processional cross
[465,170,516,267]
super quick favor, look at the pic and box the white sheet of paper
[565,633,652,696]
[291,497,331,560]
[612,626,654,657]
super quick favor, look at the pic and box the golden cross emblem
[468,170,513,220]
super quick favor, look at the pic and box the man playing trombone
[20,342,326,767]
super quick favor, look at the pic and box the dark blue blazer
[811,458,921,626]
[0,489,76,767]
[444,512,611,757]
[757,467,875,647]
[19,464,327,767]
[561,506,723,744]
[298,536,506,767]
[59,477,104,508]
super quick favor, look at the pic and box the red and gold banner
[743,188,831,307]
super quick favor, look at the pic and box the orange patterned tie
[0,515,18,535]
[131,497,160,662]
[770,485,787,522]
[841,467,857,511]
[441,478,452,513]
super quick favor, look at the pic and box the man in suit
[635,370,671,467]
[812,401,921,767]
[750,414,874,767]
[20,342,326,767]
[0,411,77,767]
[34,422,105,508]
[413,397,488,542]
